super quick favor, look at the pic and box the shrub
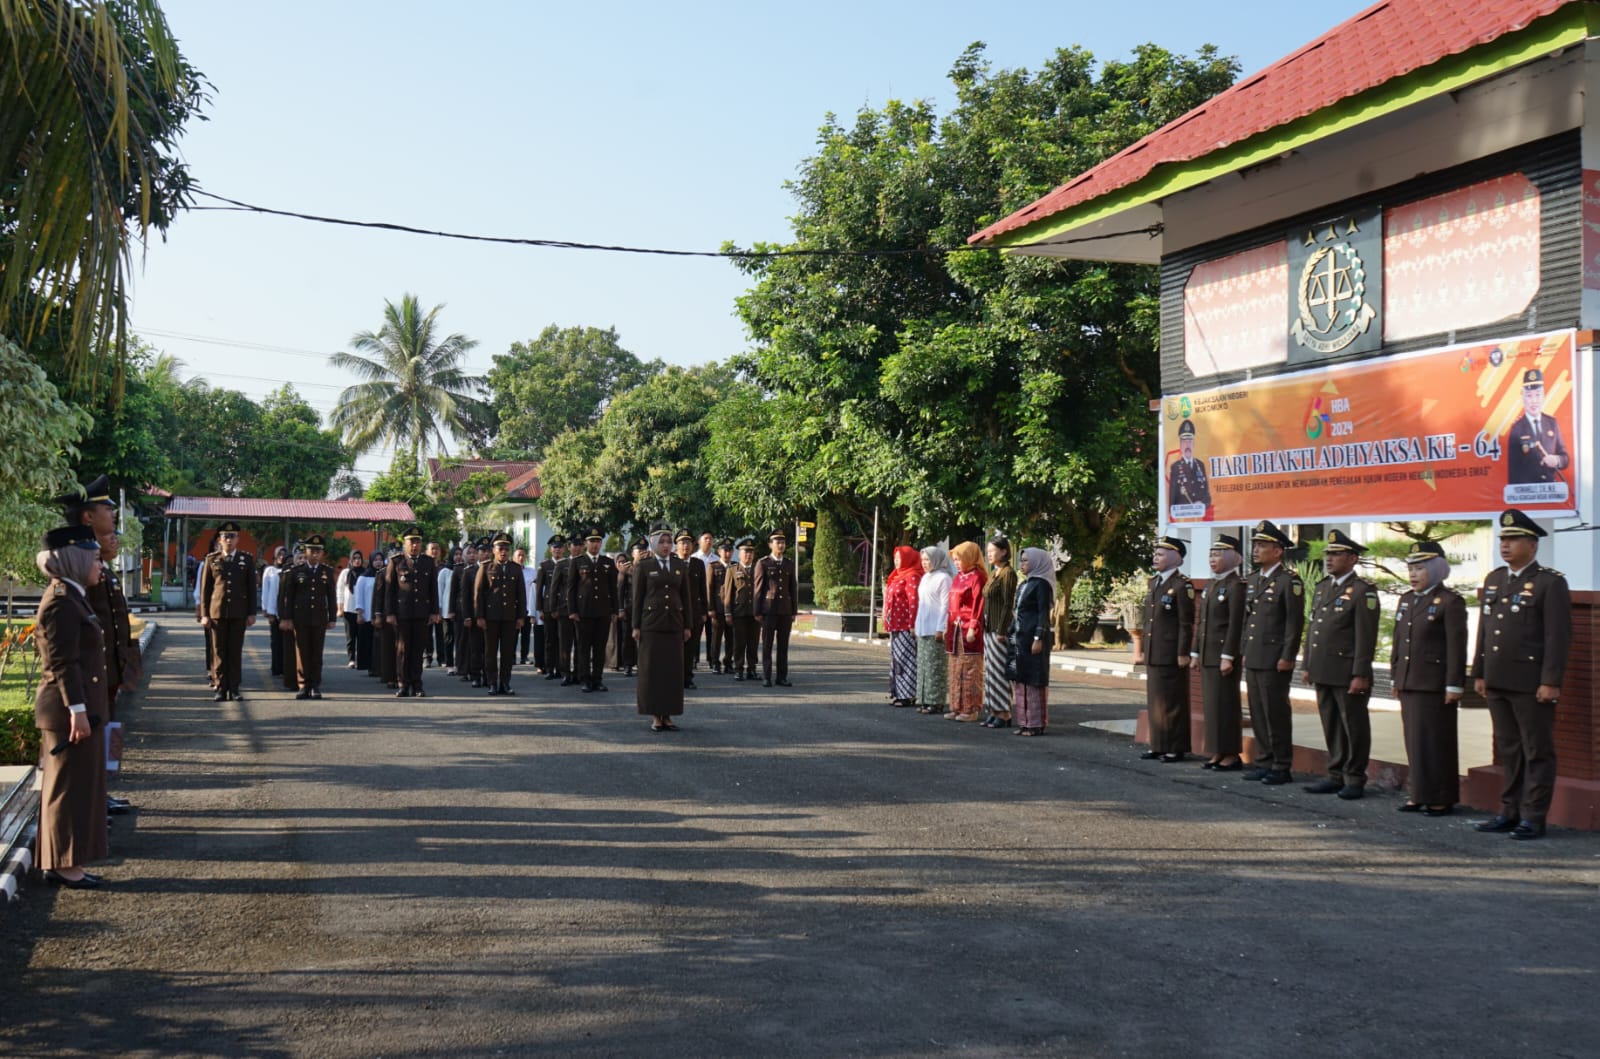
[811,509,855,599]
[822,586,872,612]
[0,704,39,767]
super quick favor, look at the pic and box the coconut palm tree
[330,294,485,471]
[0,0,202,388]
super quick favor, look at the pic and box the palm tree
[0,0,201,388]
[330,294,485,471]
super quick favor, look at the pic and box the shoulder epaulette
[1541,568,1565,579]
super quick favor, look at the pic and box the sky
[130,0,1374,482]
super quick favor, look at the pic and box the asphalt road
[2,623,1597,1058]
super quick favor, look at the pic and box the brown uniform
[198,550,257,695]
[34,581,108,870]
[567,551,617,688]
[1304,573,1380,788]
[385,553,439,691]
[722,560,757,677]
[681,555,708,680]
[536,555,558,673]
[86,567,136,720]
[707,560,730,671]
[476,558,527,688]
[1392,585,1468,805]
[1193,569,1245,756]
[1471,562,1572,824]
[1142,571,1195,755]
[548,557,576,682]
[754,555,799,683]
[279,562,338,691]
[1241,564,1305,772]
[631,554,691,716]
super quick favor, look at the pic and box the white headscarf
[920,545,953,576]
[1021,547,1057,592]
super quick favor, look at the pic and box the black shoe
[106,799,131,816]
[1212,761,1243,772]
[580,684,594,693]
[1242,766,1269,781]
[1422,805,1456,817]
[734,672,746,682]
[413,686,426,698]
[1336,785,1364,800]
[213,691,227,702]
[1476,814,1519,833]
[1303,779,1343,794]
[1260,770,1292,785]
[1139,750,1162,760]
[1161,753,1186,763]
[709,664,721,674]
[625,667,636,677]
[1510,820,1546,840]
[763,678,773,687]
[296,689,311,700]
[230,690,243,702]
[684,679,697,690]
[1396,802,1426,813]
[396,687,412,698]
[776,678,792,687]
[43,869,100,890]
[546,672,562,681]
[472,677,485,688]
[107,796,131,809]
[310,688,322,700]
[561,678,576,687]
[592,685,608,693]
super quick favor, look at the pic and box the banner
[1162,330,1580,525]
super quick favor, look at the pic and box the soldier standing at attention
[197,522,257,702]
[1301,530,1379,799]
[1136,536,1195,762]
[476,532,526,694]
[374,550,398,687]
[450,542,474,681]
[549,536,578,686]
[1472,509,1572,840]
[614,540,644,677]
[754,529,799,688]
[278,535,338,699]
[566,529,617,693]
[1241,521,1304,785]
[723,537,758,681]
[94,527,141,716]
[385,526,441,697]
[675,531,708,689]
[281,545,307,692]
[1193,534,1246,771]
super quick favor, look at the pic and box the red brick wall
[1556,593,1596,782]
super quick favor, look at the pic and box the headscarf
[887,545,923,588]
[950,541,984,576]
[1020,547,1057,593]
[1212,547,1242,574]
[37,543,99,589]
[920,545,953,577]
[1417,555,1451,590]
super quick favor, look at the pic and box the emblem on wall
[1287,209,1382,361]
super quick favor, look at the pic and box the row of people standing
[883,537,1056,736]
[1138,510,1569,841]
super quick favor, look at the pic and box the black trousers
[462,616,484,678]
[720,618,736,670]
[533,623,548,672]
[484,619,517,687]
[268,617,284,675]
[355,620,373,671]
[395,618,430,688]
[209,618,246,693]
[282,626,300,690]
[557,617,576,679]
[343,613,359,663]
[518,620,532,663]
[453,615,469,674]
[575,616,609,686]
[614,617,636,669]
[706,616,724,670]
[436,617,454,668]
[760,614,794,680]
[731,616,758,674]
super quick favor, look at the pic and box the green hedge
[811,509,855,600]
[0,705,40,766]
[820,585,872,612]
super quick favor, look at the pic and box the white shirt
[337,566,361,614]
[437,565,455,619]
[915,569,952,637]
[694,548,721,566]
[353,575,374,623]
[261,565,281,616]
[522,564,539,624]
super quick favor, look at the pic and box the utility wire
[191,190,1163,258]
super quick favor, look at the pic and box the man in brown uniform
[537,536,563,679]
[450,542,475,682]
[475,532,526,695]
[1301,529,1380,799]
[708,538,733,674]
[550,537,580,686]
[754,529,799,688]
[675,530,708,689]
[385,526,441,698]
[278,534,338,699]
[1136,535,1195,762]
[1472,508,1572,840]
[197,521,258,702]
[1241,520,1305,785]
[567,529,618,693]
[723,537,759,681]
[1193,534,1246,770]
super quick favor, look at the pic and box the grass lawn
[0,618,41,763]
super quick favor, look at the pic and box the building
[426,458,549,556]
[972,0,1599,827]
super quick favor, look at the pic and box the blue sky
[131,0,1371,480]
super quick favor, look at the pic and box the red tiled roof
[163,497,416,522]
[427,458,542,500]
[970,0,1574,245]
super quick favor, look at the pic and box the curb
[805,631,1151,683]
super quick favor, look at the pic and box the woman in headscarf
[945,541,988,722]
[33,525,110,888]
[883,545,923,707]
[632,527,693,731]
[1391,542,1468,815]
[914,545,953,714]
[981,536,1018,728]
[1011,547,1057,736]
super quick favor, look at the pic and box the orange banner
[1162,330,1580,525]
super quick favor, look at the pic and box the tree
[811,508,856,597]
[539,365,741,534]
[364,460,508,546]
[481,325,660,459]
[1,0,207,388]
[330,294,484,471]
[718,42,1238,643]
[0,337,90,584]
[243,385,349,499]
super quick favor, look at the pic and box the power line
[191,190,1164,258]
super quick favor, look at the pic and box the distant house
[426,458,549,556]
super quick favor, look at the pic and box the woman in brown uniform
[1392,541,1468,815]
[34,524,110,888]
[631,528,692,731]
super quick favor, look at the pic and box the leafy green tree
[811,508,856,598]
[0,337,90,584]
[540,365,741,535]
[240,385,349,499]
[481,325,660,459]
[330,294,484,472]
[1,0,207,387]
[718,42,1237,643]
[364,460,508,546]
